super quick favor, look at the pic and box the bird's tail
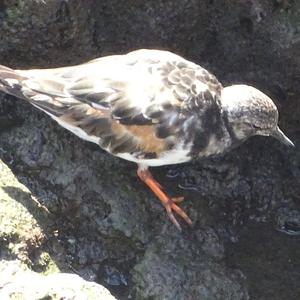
[0,65,29,99]
[0,64,88,119]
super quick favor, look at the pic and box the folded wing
[0,49,223,159]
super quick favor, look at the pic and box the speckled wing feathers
[0,49,223,162]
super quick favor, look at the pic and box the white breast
[116,142,192,166]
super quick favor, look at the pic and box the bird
[0,49,294,230]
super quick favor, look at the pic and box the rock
[132,231,248,300]
[0,260,116,300]
[0,1,299,299]
[0,158,49,265]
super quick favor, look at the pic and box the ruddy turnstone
[0,49,294,230]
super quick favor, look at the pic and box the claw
[137,166,192,230]
[171,196,185,203]
[169,201,192,225]
[166,204,182,231]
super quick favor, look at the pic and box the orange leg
[137,166,192,230]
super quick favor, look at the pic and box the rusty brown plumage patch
[59,104,167,155]
[111,123,167,154]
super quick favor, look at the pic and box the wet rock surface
[0,0,299,299]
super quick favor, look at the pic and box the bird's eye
[245,122,261,130]
[252,124,261,130]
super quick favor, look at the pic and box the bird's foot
[137,167,192,230]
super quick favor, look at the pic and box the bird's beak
[272,126,295,147]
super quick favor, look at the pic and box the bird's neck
[220,105,240,143]
[220,103,252,154]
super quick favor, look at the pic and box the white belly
[116,142,192,166]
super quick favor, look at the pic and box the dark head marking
[221,85,294,146]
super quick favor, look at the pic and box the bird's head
[221,85,294,147]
